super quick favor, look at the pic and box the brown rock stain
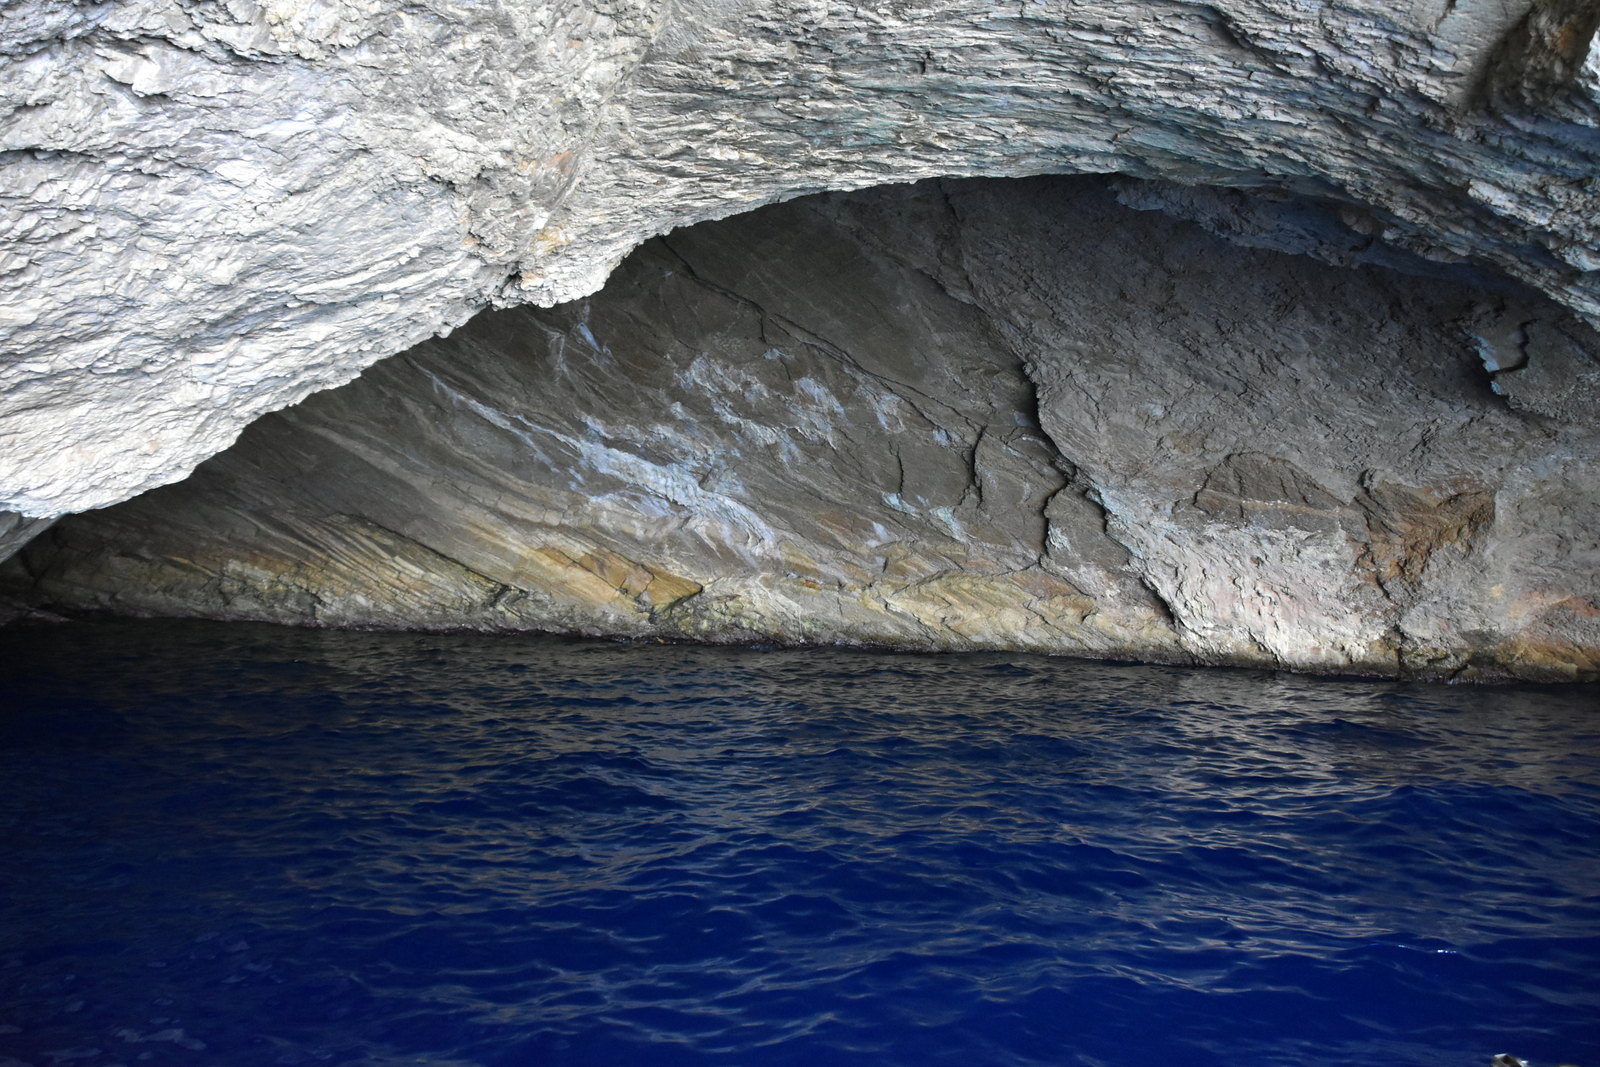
[529,545,701,613]
[1495,596,1600,680]
[885,572,1097,641]
[1356,481,1494,595]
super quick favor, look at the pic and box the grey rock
[0,509,56,624]
[0,510,53,560]
[6,0,1600,519]
[8,176,1596,681]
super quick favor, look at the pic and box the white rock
[3,0,1600,520]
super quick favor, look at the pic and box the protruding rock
[6,0,1600,519]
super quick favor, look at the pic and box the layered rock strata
[6,176,1597,681]
[6,0,1600,519]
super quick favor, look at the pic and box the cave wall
[5,0,1600,520]
[8,176,1597,681]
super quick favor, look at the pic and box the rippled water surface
[1,621,1597,1067]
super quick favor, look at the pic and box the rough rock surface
[8,176,1597,681]
[6,0,1600,518]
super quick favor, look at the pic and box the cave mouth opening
[3,173,1598,682]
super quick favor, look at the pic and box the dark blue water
[1,621,1596,1067]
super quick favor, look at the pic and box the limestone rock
[8,176,1596,681]
[6,0,1600,518]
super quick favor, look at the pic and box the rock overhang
[5,172,1597,681]
[4,0,1600,525]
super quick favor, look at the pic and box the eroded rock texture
[6,0,1600,517]
[7,177,1597,681]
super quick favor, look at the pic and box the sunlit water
[1,621,1597,1067]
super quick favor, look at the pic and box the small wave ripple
[1,621,1597,1066]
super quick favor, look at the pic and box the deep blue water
[1,621,1597,1067]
